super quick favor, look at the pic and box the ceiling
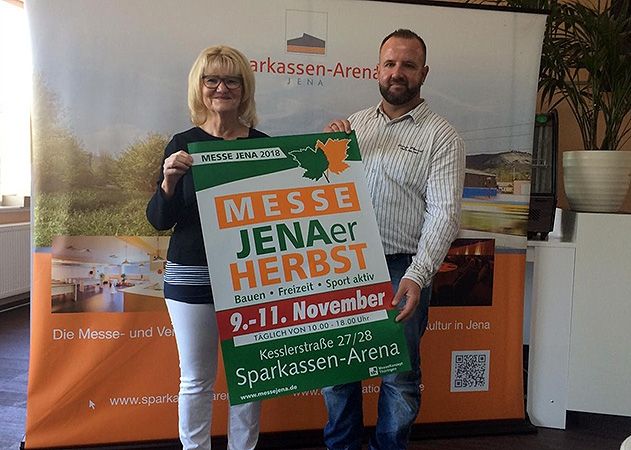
[51,235,169,266]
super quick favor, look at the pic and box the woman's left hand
[161,150,193,199]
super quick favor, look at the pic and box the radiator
[0,222,30,299]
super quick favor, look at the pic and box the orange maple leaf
[315,138,350,174]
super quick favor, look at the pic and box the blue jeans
[322,254,430,450]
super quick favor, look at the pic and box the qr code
[450,350,490,392]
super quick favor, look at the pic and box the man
[322,29,465,450]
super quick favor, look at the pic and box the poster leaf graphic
[316,138,351,174]
[289,146,329,181]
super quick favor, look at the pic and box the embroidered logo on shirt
[398,144,422,154]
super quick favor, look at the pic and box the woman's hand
[161,150,193,199]
[324,119,352,133]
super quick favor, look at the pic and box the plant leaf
[315,138,351,174]
[289,146,329,181]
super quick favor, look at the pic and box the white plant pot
[563,150,631,212]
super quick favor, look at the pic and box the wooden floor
[0,303,29,450]
[1,302,630,450]
[51,289,125,313]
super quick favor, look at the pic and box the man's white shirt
[349,100,465,288]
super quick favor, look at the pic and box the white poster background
[195,159,391,309]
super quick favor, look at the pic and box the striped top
[164,262,211,285]
[163,262,212,303]
[349,101,465,288]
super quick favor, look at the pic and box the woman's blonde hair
[187,45,258,127]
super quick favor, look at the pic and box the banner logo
[286,10,327,55]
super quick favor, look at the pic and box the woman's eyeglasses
[201,75,242,90]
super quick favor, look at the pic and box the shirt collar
[374,100,429,124]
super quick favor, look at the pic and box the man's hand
[324,119,352,133]
[392,278,422,322]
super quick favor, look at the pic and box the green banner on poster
[190,132,410,404]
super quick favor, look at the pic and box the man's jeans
[322,254,430,450]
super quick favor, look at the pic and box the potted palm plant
[473,0,631,211]
[538,0,631,212]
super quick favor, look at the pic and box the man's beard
[379,80,420,105]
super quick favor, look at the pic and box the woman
[147,45,266,450]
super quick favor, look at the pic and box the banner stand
[19,417,536,450]
[26,2,546,448]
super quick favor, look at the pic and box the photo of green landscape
[32,79,169,247]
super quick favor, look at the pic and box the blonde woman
[147,45,267,450]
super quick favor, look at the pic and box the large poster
[190,132,409,403]
[26,0,545,448]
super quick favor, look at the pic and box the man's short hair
[380,29,427,64]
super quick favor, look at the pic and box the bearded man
[322,29,465,450]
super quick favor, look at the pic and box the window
[0,0,31,204]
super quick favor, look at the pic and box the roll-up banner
[25,0,545,447]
